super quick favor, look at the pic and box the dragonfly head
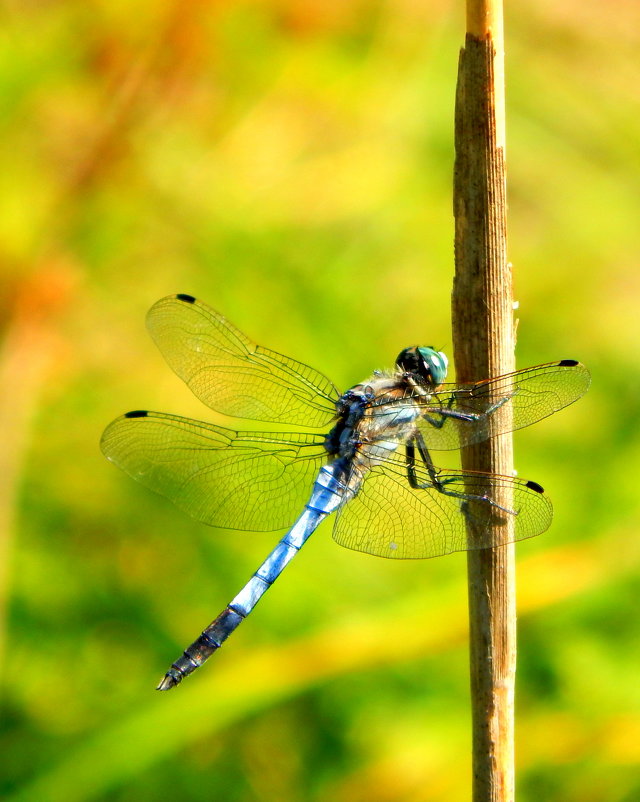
[395,346,448,386]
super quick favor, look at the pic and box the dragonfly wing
[416,359,591,450]
[145,294,339,428]
[332,457,552,559]
[101,411,327,531]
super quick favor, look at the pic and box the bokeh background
[1,1,638,800]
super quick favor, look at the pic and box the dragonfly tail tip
[156,672,181,691]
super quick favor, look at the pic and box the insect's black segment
[415,431,439,479]
[405,441,418,489]
[525,480,544,494]
[405,433,440,491]
[559,359,578,367]
[125,410,149,418]
[176,294,196,304]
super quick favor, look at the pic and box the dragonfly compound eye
[396,346,448,385]
[417,347,448,385]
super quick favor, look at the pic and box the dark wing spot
[175,293,196,303]
[559,359,578,367]
[525,480,544,494]
[124,410,149,418]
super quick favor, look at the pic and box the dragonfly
[101,293,590,690]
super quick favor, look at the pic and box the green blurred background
[1,1,638,800]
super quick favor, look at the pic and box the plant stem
[451,1,516,799]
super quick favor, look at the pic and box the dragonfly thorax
[395,346,448,387]
[324,374,423,464]
[324,388,368,458]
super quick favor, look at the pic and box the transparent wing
[332,456,552,560]
[145,294,339,428]
[101,411,327,531]
[408,359,590,451]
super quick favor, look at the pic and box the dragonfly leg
[405,437,439,489]
[421,391,512,430]
[406,432,518,518]
[481,393,513,415]
[420,393,459,430]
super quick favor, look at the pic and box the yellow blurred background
[1,1,638,800]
